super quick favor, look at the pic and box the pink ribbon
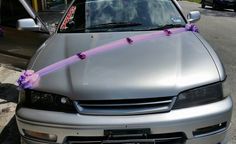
[17,24,198,89]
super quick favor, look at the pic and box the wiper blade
[63,23,184,33]
[147,24,185,30]
[65,22,142,32]
[87,22,142,29]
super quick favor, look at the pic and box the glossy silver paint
[194,33,226,81]
[187,11,201,23]
[28,31,222,100]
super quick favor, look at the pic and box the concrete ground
[0,1,236,143]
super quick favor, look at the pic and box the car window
[59,0,186,33]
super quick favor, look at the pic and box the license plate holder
[104,129,151,137]
[103,129,154,144]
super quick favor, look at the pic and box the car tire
[234,7,236,12]
[201,0,206,8]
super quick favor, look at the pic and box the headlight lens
[173,82,228,109]
[18,90,77,113]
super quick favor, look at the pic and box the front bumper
[16,96,233,144]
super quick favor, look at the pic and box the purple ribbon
[17,70,40,89]
[185,23,199,33]
[17,24,199,89]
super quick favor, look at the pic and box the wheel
[201,0,206,8]
[234,7,236,12]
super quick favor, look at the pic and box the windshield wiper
[87,22,142,29]
[63,23,184,33]
[147,24,185,30]
[64,22,142,33]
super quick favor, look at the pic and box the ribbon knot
[126,37,133,44]
[17,70,39,89]
[185,24,199,33]
[164,29,172,36]
[77,53,87,60]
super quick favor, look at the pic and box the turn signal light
[23,129,57,142]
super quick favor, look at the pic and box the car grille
[75,96,176,115]
[65,132,186,144]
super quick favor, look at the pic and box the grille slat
[79,100,172,107]
[76,97,176,115]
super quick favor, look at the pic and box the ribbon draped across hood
[17,24,199,89]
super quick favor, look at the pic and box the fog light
[23,129,57,142]
[193,122,227,137]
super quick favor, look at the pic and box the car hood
[29,31,220,100]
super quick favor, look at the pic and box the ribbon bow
[17,70,39,89]
[185,24,199,33]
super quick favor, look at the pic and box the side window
[1,0,30,27]
[38,0,72,26]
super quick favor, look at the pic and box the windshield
[59,0,186,33]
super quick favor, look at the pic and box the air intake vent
[75,97,176,115]
[66,132,186,144]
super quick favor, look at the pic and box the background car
[201,0,236,12]
[46,0,65,9]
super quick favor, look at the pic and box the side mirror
[18,0,49,34]
[187,11,201,23]
[17,18,41,31]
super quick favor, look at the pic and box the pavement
[0,1,236,143]
[0,65,21,144]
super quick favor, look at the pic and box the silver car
[16,0,232,144]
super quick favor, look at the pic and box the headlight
[173,81,229,109]
[18,90,77,113]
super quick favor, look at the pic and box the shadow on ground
[0,83,20,144]
[0,117,20,144]
[0,84,18,103]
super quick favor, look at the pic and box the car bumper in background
[16,96,233,144]
[217,0,236,8]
